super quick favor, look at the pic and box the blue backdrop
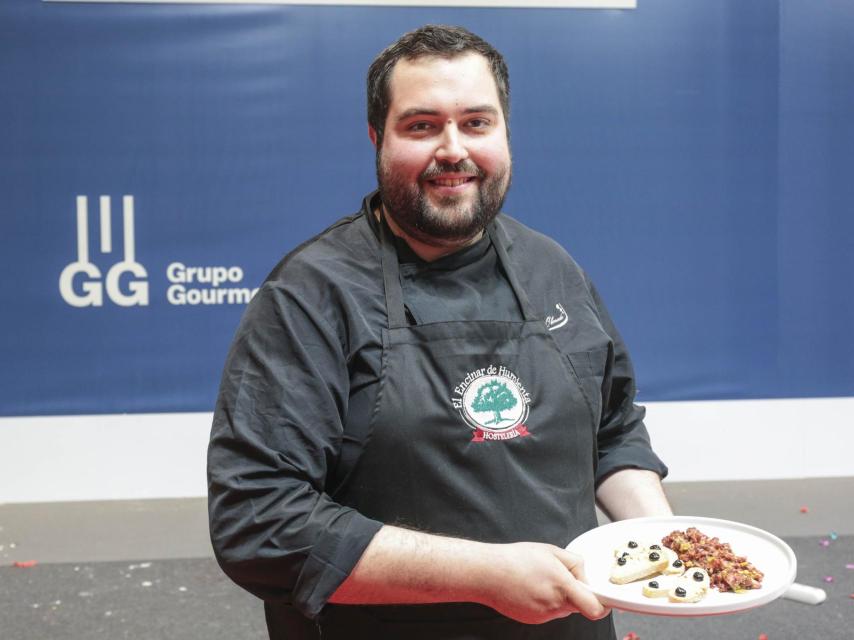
[1,0,852,416]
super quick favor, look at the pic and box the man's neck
[376,206,484,263]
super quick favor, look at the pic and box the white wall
[1,397,851,504]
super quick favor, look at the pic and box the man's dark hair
[367,24,510,147]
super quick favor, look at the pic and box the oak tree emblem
[453,367,531,440]
[470,380,518,425]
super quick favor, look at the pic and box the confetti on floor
[13,560,38,568]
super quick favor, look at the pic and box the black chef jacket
[208,192,668,625]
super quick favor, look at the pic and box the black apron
[270,215,615,640]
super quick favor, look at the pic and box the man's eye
[409,122,433,132]
[467,118,490,128]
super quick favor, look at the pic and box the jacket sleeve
[207,281,383,620]
[587,281,669,485]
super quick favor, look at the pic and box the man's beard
[376,154,511,247]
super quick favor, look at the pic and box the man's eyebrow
[395,108,440,123]
[463,105,500,116]
[395,105,500,123]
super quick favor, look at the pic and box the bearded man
[208,24,671,640]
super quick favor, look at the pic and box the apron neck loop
[486,223,537,322]
[377,210,538,328]
[378,212,409,329]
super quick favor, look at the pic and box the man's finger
[562,577,611,621]
[553,548,589,584]
[553,548,611,620]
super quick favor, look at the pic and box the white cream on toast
[642,574,680,598]
[662,548,685,575]
[609,547,669,585]
[668,567,711,603]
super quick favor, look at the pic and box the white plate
[566,516,797,616]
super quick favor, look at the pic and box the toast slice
[661,548,685,575]
[642,574,680,598]
[609,549,669,585]
[613,540,643,559]
[668,567,711,603]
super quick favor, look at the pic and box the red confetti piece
[623,633,640,640]
[13,560,38,568]
[800,506,809,513]
[759,634,769,640]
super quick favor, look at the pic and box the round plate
[566,516,796,616]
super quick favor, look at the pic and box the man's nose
[434,124,468,165]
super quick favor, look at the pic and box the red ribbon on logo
[471,425,531,442]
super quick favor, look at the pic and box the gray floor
[1,478,852,639]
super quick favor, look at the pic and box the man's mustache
[420,161,485,181]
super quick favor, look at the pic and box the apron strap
[377,209,538,328]
[378,213,409,329]
[487,222,538,322]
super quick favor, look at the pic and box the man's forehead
[386,52,501,112]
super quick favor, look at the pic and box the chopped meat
[662,527,764,592]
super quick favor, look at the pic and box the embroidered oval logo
[452,366,531,441]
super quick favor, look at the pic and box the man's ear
[368,125,378,148]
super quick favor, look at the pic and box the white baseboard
[643,396,853,483]
[0,412,213,504]
[1,397,851,504]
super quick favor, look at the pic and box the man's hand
[482,542,610,624]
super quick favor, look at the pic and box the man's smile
[430,177,475,185]
[424,174,478,192]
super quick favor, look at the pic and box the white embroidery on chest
[545,303,568,331]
